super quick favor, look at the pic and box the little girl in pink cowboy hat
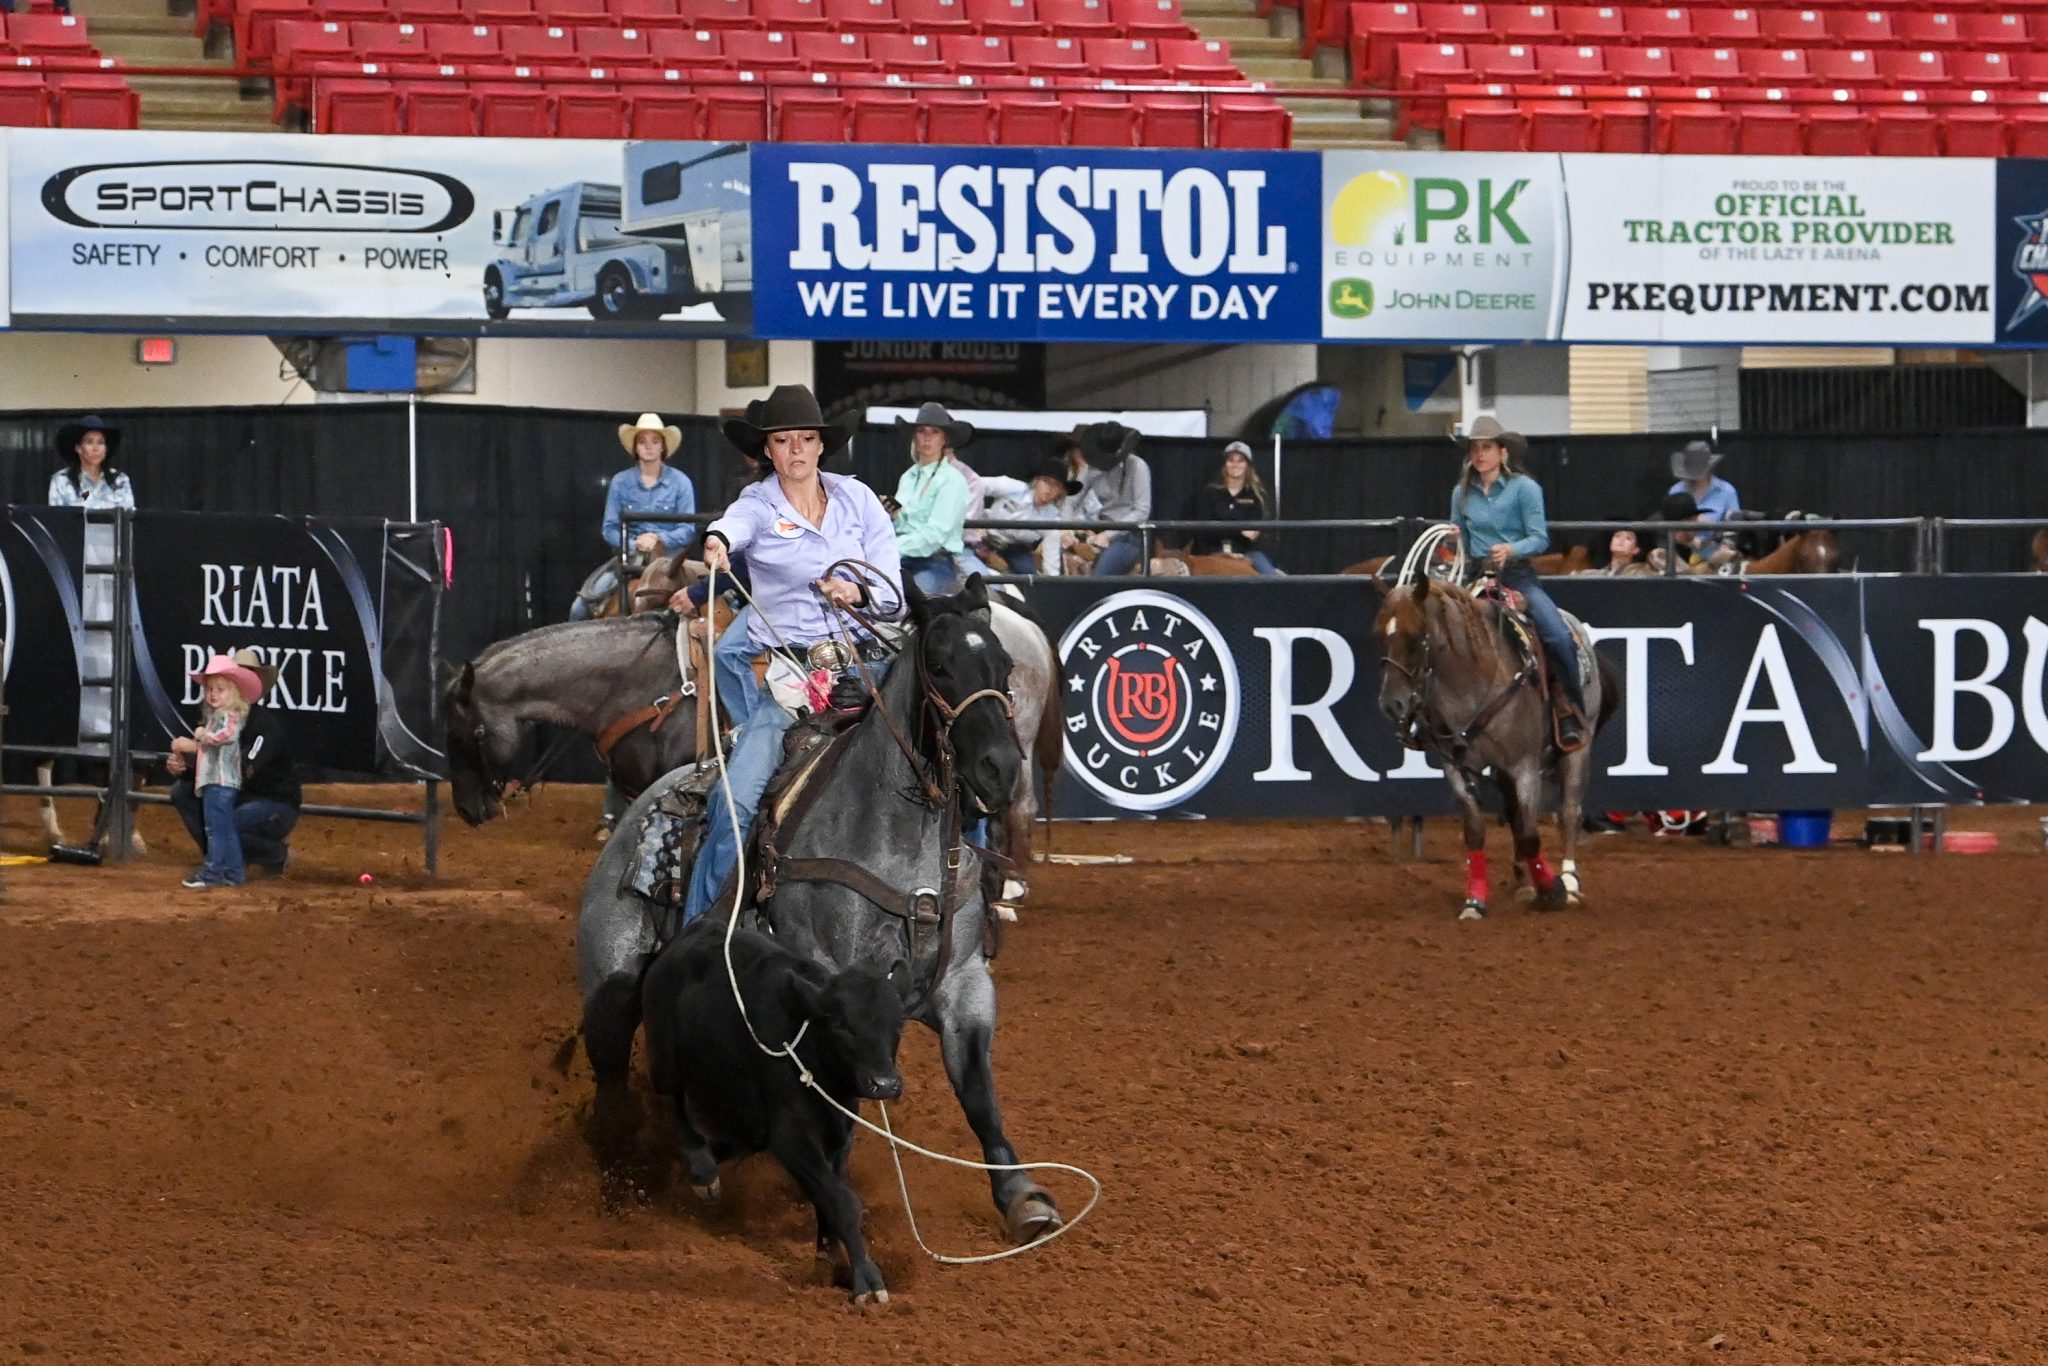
[181,655,264,889]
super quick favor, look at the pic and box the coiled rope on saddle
[700,559,1101,1266]
[1397,522,1468,589]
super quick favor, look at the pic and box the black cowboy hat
[893,400,974,450]
[721,385,858,464]
[1073,421,1140,472]
[1659,491,1701,521]
[1456,415,1527,463]
[1031,458,1083,497]
[56,414,120,460]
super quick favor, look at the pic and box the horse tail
[1594,650,1623,736]
[1034,694,1063,833]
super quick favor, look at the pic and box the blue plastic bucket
[1779,811,1833,849]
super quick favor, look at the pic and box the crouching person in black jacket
[166,648,302,877]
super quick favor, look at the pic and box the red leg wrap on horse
[1527,854,1557,893]
[1464,850,1489,904]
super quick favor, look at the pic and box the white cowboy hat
[619,413,683,459]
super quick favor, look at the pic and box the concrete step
[128,74,244,97]
[1194,16,1278,40]
[142,113,281,130]
[1181,0,1265,15]
[83,14,195,38]
[135,89,270,114]
[1292,129,1404,149]
[91,33,213,63]
[1234,55,1319,81]
[1227,34,1306,58]
[78,0,183,17]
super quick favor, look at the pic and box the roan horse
[578,576,1065,1244]
[1375,575,1620,919]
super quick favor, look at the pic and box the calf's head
[786,963,910,1101]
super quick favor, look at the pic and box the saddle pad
[1560,611,1596,688]
[623,762,717,908]
[765,723,846,828]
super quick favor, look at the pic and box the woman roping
[682,385,902,925]
[1447,416,1586,749]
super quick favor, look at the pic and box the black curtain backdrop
[8,405,2046,665]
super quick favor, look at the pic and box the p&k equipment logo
[1058,589,1238,812]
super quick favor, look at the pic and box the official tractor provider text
[786,162,1289,276]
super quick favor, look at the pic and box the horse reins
[1386,604,1537,762]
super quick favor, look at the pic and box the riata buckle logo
[2008,208,2048,330]
[1059,589,1238,812]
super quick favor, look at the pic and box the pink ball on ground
[358,873,375,885]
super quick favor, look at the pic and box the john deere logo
[1329,278,1373,317]
[1059,590,1238,812]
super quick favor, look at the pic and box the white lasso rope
[1397,522,1467,587]
[699,561,1101,1266]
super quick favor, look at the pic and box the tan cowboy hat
[618,413,683,459]
[231,647,280,696]
[721,385,858,464]
[894,400,974,450]
[1458,415,1527,462]
[191,654,265,705]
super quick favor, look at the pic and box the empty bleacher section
[1300,0,2048,152]
[0,7,142,127]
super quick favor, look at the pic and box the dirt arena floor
[3,787,2046,1364]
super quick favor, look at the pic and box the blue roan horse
[576,576,1065,1244]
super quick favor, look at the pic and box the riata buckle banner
[749,143,1325,343]
[1027,576,2048,820]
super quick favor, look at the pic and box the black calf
[643,922,908,1303]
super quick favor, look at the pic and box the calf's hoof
[691,1177,722,1206]
[1000,877,1027,903]
[1458,899,1488,922]
[1003,1189,1063,1244]
[853,1288,891,1307]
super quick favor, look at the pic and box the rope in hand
[698,557,1102,1267]
[1398,521,1468,589]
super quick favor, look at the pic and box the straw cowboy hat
[1669,439,1722,482]
[618,412,683,459]
[1457,415,1528,462]
[191,654,265,705]
[721,385,858,463]
[894,401,974,450]
[232,647,280,696]
[56,414,121,460]
[1074,422,1141,472]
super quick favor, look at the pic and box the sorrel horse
[587,554,698,620]
[1375,575,1620,920]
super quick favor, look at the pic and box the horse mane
[1379,583,1513,686]
[469,612,668,668]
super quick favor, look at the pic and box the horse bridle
[1382,613,1535,762]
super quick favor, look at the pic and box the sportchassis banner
[1030,576,2048,820]
[1,507,444,778]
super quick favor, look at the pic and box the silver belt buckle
[807,640,852,672]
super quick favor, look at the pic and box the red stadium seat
[578,27,653,64]
[1209,95,1288,147]
[1894,11,1957,49]
[2014,51,2048,86]
[776,88,846,139]
[1823,11,1892,48]
[1733,104,1801,155]
[626,76,703,135]
[470,0,535,22]
[0,72,50,127]
[1492,4,1558,42]
[1658,101,1732,154]
[1669,47,1737,82]
[1396,40,1469,87]
[1875,50,1946,86]
[500,25,578,62]
[1069,93,1138,145]
[1957,12,2031,48]
[964,0,1045,35]
[847,88,921,140]
[1109,0,1192,38]
[1802,106,1868,155]
[548,66,623,135]
[355,22,433,62]
[401,0,468,21]
[1809,49,1880,86]
[650,28,726,66]
[1536,43,1604,79]
[1556,5,1626,43]
[1605,45,1672,81]
[9,13,90,52]
[1015,35,1087,75]
[474,75,551,133]
[1448,96,1524,149]
[1624,6,1692,43]
[318,77,401,132]
[233,0,314,65]
[924,89,995,143]
[1527,99,1595,151]
[1084,37,1161,78]
[1591,92,1650,151]
[275,19,354,66]
[401,74,477,134]
[676,0,755,26]
[795,31,875,70]
[426,24,503,61]
[612,0,681,22]
[535,0,607,24]
[1039,0,1121,36]
[1467,42,1537,80]
[1738,47,1810,84]
[702,81,767,138]
[1939,106,2006,157]
[1416,2,1489,40]
[723,29,801,67]
[1134,91,1205,145]
[1348,3,1422,83]
[896,0,977,33]
[1690,7,1758,45]
[755,0,832,28]
[942,34,1014,74]
[870,31,945,71]
[1756,7,1824,47]
[1870,106,1940,156]
[1950,51,2014,86]
[2009,107,2048,159]
[991,91,1063,142]
[1160,37,1237,79]
[822,0,903,30]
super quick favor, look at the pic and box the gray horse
[1375,575,1619,919]
[578,577,1064,1244]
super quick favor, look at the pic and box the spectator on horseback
[683,385,900,926]
[1448,416,1587,748]
[1593,526,1653,576]
[979,459,1081,576]
[890,401,973,597]
[1070,423,1152,576]
[1667,440,1739,558]
[166,649,301,882]
[47,415,135,510]
[1178,441,1281,575]
[568,413,696,620]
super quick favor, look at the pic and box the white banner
[1321,151,1568,342]
[1561,155,1996,345]
[5,129,750,335]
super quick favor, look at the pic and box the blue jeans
[1246,549,1281,576]
[1092,535,1142,576]
[1500,565,1584,711]
[713,605,759,728]
[170,778,296,869]
[200,784,246,885]
[999,545,1040,576]
[684,658,893,924]
[953,550,987,585]
[902,553,961,597]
